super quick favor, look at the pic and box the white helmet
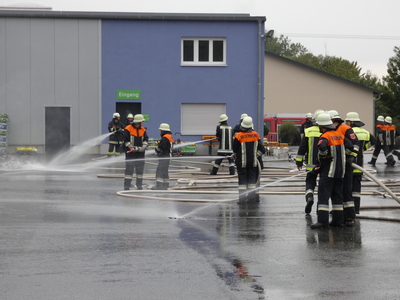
[306,112,313,118]
[241,116,253,129]
[385,116,392,124]
[159,123,170,131]
[345,112,360,122]
[219,114,228,122]
[377,115,384,122]
[133,114,144,123]
[314,109,325,120]
[316,113,335,128]
[127,113,134,119]
[240,113,248,120]
[328,110,341,120]
[113,112,120,118]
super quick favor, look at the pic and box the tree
[278,122,301,145]
[265,34,309,58]
[381,46,400,125]
[293,54,362,83]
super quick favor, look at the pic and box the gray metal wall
[0,18,101,152]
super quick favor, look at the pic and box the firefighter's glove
[311,165,321,174]
[118,128,125,132]
[295,159,303,170]
[155,147,161,156]
[137,147,145,152]
[127,144,135,151]
[111,127,117,132]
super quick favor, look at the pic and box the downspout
[257,19,264,136]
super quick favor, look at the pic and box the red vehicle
[264,114,306,142]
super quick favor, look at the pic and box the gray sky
[2,0,399,79]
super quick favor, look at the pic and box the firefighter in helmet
[345,112,376,214]
[311,113,347,229]
[233,113,248,135]
[107,112,125,157]
[384,116,400,164]
[295,109,324,214]
[329,110,359,227]
[210,114,235,175]
[125,113,134,126]
[368,115,394,166]
[153,123,174,190]
[300,112,314,139]
[123,114,148,190]
[232,116,265,204]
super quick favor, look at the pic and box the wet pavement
[1,152,400,300]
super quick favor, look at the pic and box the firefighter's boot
[367,158,376,167]
[209,167,218,175]
[229,166,236,175]
[305,193,314,214]
[124,179,132,191]
[136,178,143,190]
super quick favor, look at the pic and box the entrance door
[45,107,70,155]
[116,102,141,126]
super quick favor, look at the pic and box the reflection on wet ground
[1,152,400,299]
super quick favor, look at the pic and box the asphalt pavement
[1,152,400,300]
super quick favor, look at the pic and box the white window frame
[181,37,227,66]
[181,103,226,135]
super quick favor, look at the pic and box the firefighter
[233,113,248,135]
[125,113,134,126]
[123,114,149,190]
[368,115,392,166]
[300,112,313,139]
[345,112,376,214]
[310,113,346,229]
[107,112,125,157]
[329,110,359,227]
[384,116,400,163]
[295,109,324,214]
[153,123,174,190]
[232,116,265,204]
[209,114,235,175]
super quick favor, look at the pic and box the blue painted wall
[102,19,263,140]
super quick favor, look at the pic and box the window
[181,103,226,135]
[181,38,226,66]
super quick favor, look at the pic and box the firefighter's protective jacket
[233,128,265,168]
[156,132,174,157]
[318,129,346,178]
[124,125,149,158]
[216,121,233,155]
[108,119,125,143]
[351,122,376,174]
[296,125,321,170]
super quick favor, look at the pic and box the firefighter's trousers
[155,158,170,190]
[343,157,356,220]
[124,159,145,189]
[352,173,362,214]
[237,166,258,203]
[317,175,344,224]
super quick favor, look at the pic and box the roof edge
[0,9,266,22]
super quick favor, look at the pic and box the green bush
[264,124,270,136]
[278,122,301,145]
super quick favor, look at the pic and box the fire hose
[352,163,400,204]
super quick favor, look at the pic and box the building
[0,10,266,154]
[264,51,382,134]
